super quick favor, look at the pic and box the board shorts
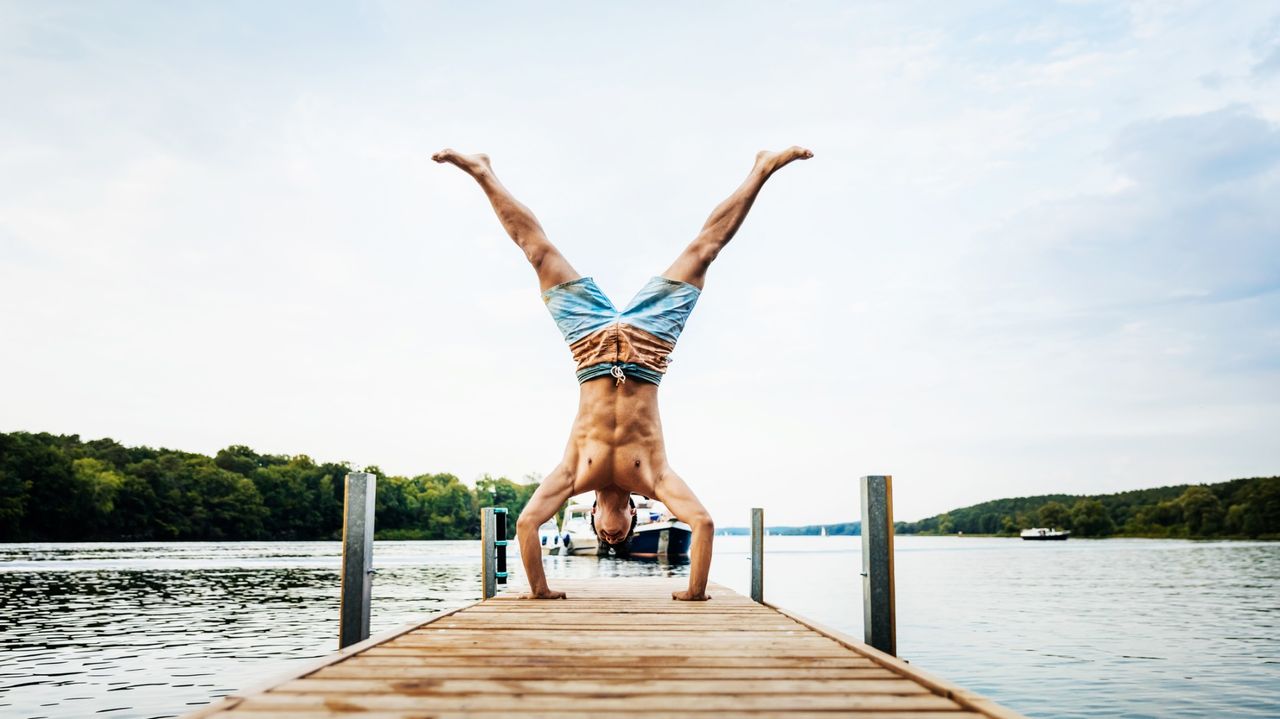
[541,276,701,385]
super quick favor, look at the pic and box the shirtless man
[433,146,813,600]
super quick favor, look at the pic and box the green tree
[936,512,955,534]
[1222,477,1279,537]
[9,434,84,540]
[475,475,539,539]
[71,457,126,536]
[1070,498,1115,537]
[0,434,34,540]
[1038,501,1071,530]
[1178,486,1225,536]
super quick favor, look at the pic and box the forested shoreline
[0,432,537,542]
[3,431,1276,542]
[894,477,1280,539]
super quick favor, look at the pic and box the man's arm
[654,469,714,601]
[514,466,575,599]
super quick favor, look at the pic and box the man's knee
[689,234,724,268]
[519,235,552,265]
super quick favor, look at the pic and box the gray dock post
[339,471,376,649]
[860,475,896,656]
[481,507,497,599]
[750,507,764,603]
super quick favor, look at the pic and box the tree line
[895,476,1280,538]
[0,432,539,542]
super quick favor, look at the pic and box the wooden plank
[389,636,831,647]
[272,678,933,695]
[217,706,977,711]
[184,578,1026,719]
[441,609,791,618]
[234,692,965,712]
[367,647,859,657]
[341,654,882,668]
[312,664,899,680]
[769,603,1030,719]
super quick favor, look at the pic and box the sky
[1,1,1278,524]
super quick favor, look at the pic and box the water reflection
[0,541,687,719]
[1,538,1277,719]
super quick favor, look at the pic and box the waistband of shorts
[576,362,663,386]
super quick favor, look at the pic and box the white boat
[560,502,601,556]
[555,495,692,558]
[537,518,562,555]
[1020,527,1070,541]
[626,495,691,559]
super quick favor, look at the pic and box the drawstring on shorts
[611,364,626,386]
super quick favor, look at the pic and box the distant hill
[723,477,1279,540]
[720,521,861,536]
[0,431,538,542]
[893,477,1278,539]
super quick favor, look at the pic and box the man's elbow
[689,512,714,534]
[516,511,540,537]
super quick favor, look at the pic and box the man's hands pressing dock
[522,589,567,600]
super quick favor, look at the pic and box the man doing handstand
[433,146,813,600]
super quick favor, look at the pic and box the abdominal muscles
[570,378,666,493]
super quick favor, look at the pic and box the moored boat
[537,518,562,555]
[1020,527,1070,541]
[625,496,691,559]
[559,503,601,556]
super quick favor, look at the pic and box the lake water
[1,536,1277,718]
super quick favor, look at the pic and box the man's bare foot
[432,148,492,178]
[521,589,567,600]
[672,590,711,601]
[754,146,814,175]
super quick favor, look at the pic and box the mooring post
[495,507,508,586]
[339,471,376,649]
[750,507,764,603]
[861,475,896,656]
[480,507,509,598]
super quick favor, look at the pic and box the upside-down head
[591,495,638,554]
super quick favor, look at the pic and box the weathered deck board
[184,578,1027,718]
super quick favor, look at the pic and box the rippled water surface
[1,537,1277,718]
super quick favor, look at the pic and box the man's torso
[562,377,668,497]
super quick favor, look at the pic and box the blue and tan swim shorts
[542,276,700,385]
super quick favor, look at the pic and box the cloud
[1252,16,1280,78]
[1109,105,1280,188]
[961,104,1280,398]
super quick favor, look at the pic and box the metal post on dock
[339,471,376,649]
[750,507,764,603]
[860,475,896,656]
[480,507,508,599]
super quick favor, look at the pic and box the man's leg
[663,146,813,290]
[433,149,580,291]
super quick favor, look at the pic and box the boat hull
[625,521,692,559]
[1021,534,1069,541]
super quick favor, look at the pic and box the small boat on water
[537,518,562,555]
[1021,527,1070,541]
[559,503,601,556]
[625,495,691,560]
[555,495,692,559]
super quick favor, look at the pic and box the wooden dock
[186,577,1026,718]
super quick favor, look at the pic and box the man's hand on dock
[672,590,710,601]
[522,589,567,600]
